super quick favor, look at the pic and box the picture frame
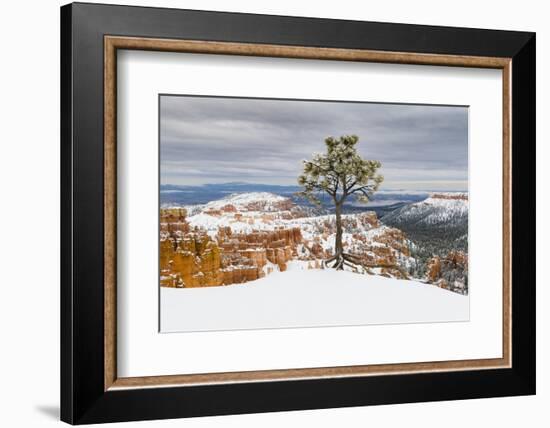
[60,2,535,424]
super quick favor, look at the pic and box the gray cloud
[160,95,468,190]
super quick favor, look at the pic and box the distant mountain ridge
[160,183,301,207]
[381,192,468,257]
[160,182,458,216]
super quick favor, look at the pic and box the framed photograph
[61,2,535,424]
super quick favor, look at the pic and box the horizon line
[160,182,468,192]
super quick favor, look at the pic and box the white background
[118,51,501,377]
[0,0,546,427]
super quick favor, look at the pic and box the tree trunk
[334,202,344,270]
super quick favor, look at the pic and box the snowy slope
[382,193,468,226]
[206,192,286,206]
[161,265,469,332]
[381,192,468,256]
[191,192,289,213]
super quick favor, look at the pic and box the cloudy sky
[160,95,468,190]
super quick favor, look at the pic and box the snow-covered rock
[193,192,292,213]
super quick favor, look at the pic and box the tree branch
[349,184,375,196]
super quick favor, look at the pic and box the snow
[423,196,468,211]
[203,192,287,210]
[188,212,254,231]
[174,192,291,216]
[188,210,375,235]
[160,189,193,193]
[185,209,390,259]
[162,191,469,332]
[161,267,469,332]
[383,193,468,226]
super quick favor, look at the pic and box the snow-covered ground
[161,264,469,333]
[188,209,385,237]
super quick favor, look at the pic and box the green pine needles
[298,135,384,270]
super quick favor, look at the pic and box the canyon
[160,192,468,293]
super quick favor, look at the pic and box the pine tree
[297,135,383,270]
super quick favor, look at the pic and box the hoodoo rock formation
[159,191,469,294]
[160,193,419,288]
[160,199,305,287]
[426,250,468,294]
